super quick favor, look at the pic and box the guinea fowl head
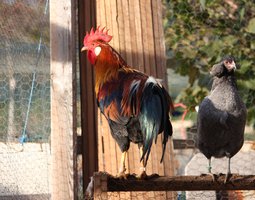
[221,55,239,72]
[210,56,239,77]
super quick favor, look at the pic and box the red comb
[83,26,112,45]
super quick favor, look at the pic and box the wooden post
[78,0,98,195]
[50,0,77,199]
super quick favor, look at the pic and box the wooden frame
[93,172,255,200]
[50,0,78,199]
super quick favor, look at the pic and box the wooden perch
[93,172,255,193]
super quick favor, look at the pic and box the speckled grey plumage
[197,56,247,163]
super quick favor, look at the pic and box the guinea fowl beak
[232,62,237,71]
[81,46,88,52]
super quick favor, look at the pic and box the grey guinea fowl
[197,56,247,183]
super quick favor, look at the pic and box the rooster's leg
[117,151,127,179]
[136,147,147,179]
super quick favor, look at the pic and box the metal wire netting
[0,0,50,143]
[0,0,50,199]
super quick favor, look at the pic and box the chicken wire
[0,0,50,199]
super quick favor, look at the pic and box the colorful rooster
[81,27,173,178]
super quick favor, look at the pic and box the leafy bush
[163,0,255,127]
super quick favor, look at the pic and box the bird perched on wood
[81,27,173,178]
[197,56,247,183]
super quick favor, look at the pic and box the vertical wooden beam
[78,0,98,195]
[50,0,77,199]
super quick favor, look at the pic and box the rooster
[81,27,173,178]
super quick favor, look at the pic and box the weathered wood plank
[122,0,133,65]
[128,0,138,68]
[140,0,150,75]
[94,0,176,199]
[78,0,98,195]
[109,0,119,52]
[156,0,168,85]
[116,0,126,58]
[133,0,144,71]
[151,0,162,78]
[50,0,77,199]
[146,0,157,77]
[98,113,105,172]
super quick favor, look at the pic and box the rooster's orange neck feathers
[94,44,128,95]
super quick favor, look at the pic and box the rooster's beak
[81,46,88,52]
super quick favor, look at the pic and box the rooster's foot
[116,169,128,179]
[136,171,147,179]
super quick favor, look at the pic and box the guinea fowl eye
[224,60,232,65]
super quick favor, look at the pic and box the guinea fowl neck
[212,75,237,91]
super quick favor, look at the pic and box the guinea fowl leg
[136,147,147,179]
[208,158,212,173]
[117,151,127,179]
[207,158,216,181]
[224,155,231,184]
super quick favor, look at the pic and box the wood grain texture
[95,172,255,192]
[78,0,98,195]
[94,0,175,199]
[50,0,77,199]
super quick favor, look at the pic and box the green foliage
[163,0,255,126]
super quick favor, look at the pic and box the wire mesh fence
[0,0,50,199]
